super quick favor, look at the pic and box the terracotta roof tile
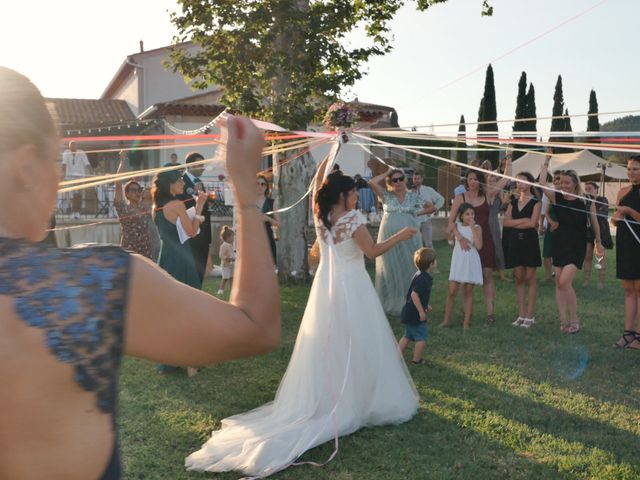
[45,98,135,129]
[348,100,395,113]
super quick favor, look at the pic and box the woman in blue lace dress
[0,67,280,480]
[370,168,426,315]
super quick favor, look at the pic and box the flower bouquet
[323,102,354,129]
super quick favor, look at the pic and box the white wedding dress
[186,210,419,478]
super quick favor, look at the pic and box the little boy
[399,247,437,365]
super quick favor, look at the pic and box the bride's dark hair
[314,171,356,230]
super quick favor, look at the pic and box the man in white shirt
[453,177,466,197]
[61,141,92,218]
[412,173,444,248]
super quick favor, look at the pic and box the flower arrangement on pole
[323,102,354,129]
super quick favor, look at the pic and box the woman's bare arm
[124,115,280,365]
[352,224,417,259]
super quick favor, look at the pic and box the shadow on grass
[411,358,640,478]
[124,393,572,480]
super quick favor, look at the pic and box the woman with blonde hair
[0,66,280,480]
[369,167,428,315]
[539,156,603,334]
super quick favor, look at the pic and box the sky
[1,0,637,137]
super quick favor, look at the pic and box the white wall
[112,73,139,116]
[308,141,370,177]
[139,46,218,113]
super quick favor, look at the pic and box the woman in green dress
[370,168,425,315]
[153,169,207,375]
[152,169,206,289]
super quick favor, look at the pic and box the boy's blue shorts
[403,322,428,342]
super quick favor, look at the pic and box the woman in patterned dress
[114,150,152,259]
[369,168,429,315]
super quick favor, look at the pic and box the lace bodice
[0,238,131,415]
[315,210,367,264]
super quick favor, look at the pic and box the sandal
[521,317,536,329]
[512,316,525,327]
[412,359,427,365]
[484,315,495,327]
[566,322,580,334]
[614,330,640,349]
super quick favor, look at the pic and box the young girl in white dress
[440,203,484,330]
[186,165,419,478]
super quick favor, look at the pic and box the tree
[524,83,537,139]
[390,110,399,128]
[549,75,567,153]
[512,72,528,160]
[476,64,498,168]
[587,89,603,158]
[563,108,574,152]
[168,0,492,280]
[457,115,468,165]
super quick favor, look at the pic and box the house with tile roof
[99,41,226,169]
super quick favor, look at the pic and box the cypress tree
[512,72,528,159]
[525,83,537,137]
[390,110,399,128]
[549,75,566,153]
[563,108,574,152]
[587,89,603,158]
[457,114,468,165]
[477,64,499,168]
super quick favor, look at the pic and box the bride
[186,161,420,478]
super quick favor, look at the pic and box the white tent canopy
[512,149,627,180]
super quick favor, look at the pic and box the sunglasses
[127,187,142,193]
[391,176,405,183]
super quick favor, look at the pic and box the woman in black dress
[503,171,542,328]
[256,173,280,265]
[540,157,603,334]
[611,155,640,349]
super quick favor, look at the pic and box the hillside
[600,115,640,131]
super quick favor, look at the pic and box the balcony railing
[55,181,233,220]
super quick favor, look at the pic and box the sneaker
[216,289,224,295]
[512,316,525,326]
[521,317,536,328]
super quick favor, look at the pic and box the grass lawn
[119,241,640,479]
